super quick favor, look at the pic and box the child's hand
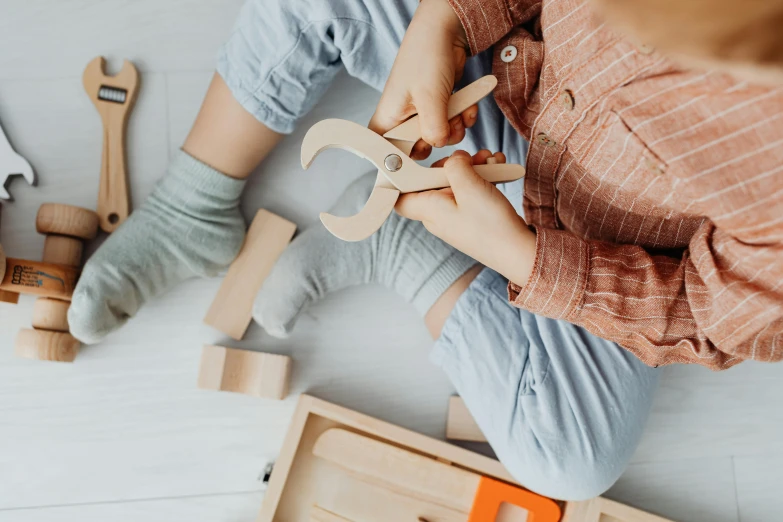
[395,150,537,288]
[369,0,473,160]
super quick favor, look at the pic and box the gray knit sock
[68,151,246,344]
[253,171,478,338]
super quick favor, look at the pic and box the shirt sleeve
[447,0,541,54]
[508,224,783,369]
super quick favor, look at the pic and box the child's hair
[591,0,783,82]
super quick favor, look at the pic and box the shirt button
[560,89,575,110]
[501,45,518,62]
[536,132,556,147]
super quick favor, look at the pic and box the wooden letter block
[446,396,487,443]
[204,209,296,340]
[197,345,291,399]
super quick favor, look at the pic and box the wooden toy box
[257,395,674,522]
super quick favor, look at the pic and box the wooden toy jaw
[300,75,525,242]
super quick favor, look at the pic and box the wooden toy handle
[98,122,130,232]
[0,258,78,300]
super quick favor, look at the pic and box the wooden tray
[258,395,676,522]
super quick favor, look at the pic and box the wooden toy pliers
[301,75,525,242]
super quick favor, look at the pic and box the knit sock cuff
[411,252,479,316]
[167,149,247,203]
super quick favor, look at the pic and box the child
[68,0,783,500]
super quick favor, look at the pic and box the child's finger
[395,189,454,222]
[411,140,433,160]
[413,87,452,148]
[446,116,466,146]
[461,104,479,129]
[444,150,487,200]
[368,88,415,136]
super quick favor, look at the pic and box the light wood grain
[446,396,487,442]
[204,209,296,340]
[197,345,291,399]
[310,505,354,522]
[313,427,481,513]
[42,235,83,267]
[82,57,139,232]
[31,298,71,332]
[15,329,79,362]
[1,257,78,300]
[36,203,99,241]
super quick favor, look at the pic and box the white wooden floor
[0,2,781,521]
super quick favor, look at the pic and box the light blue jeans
[218,0,660,501]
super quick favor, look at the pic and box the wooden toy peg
[36,203,99,240]
[446,396,487,443]
[15,329,79,362]
[31,298,71,331]
[197,345,291,399]
[82,56,139,232]
[0,257,78,300]
[12,203,99,363]
[204,209,296,340]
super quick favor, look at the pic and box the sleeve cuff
[508,226,589,320]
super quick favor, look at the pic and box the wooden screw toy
[83,56,139,233]
[12,203,98,363]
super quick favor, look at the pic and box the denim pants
[218,0,660,500]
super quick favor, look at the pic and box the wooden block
[31,298,71,332]
[204,209,296,340]
[197,345,291,399]
[446,396,487,443]
[42,235,83,266]
[15,329,79,362]
[0,289,19,304]
[36,203,99,240]
[562,498,677,522]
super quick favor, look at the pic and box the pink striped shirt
[449,0,783,369]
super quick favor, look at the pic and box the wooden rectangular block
[563,497,677,522]
[204,209,296,340]
[197,345,291,399]
[446,396,487,442]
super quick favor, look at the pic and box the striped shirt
[449,0,783,369]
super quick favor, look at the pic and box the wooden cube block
[197,345,291,399]
[204,209,296,340]
[446,396,487,443]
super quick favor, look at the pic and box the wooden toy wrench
[0,117,35,200]
[301,75,525,242]
[83,56,139,233]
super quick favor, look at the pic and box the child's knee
[500,448,623,501]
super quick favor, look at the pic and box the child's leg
[68,0,422,343]
[432,268,660,500]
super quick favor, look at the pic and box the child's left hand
[395,150,537,288]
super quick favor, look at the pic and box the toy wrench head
[320,182,400,242]
[82,56,139,107]
[0,155,35,201]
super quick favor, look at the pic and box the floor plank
[606,457,740,522]
[0,491,262,522]
[734,454,783,522]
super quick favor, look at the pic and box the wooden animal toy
[83,56,139,233]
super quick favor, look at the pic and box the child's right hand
[369,0,473,158]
